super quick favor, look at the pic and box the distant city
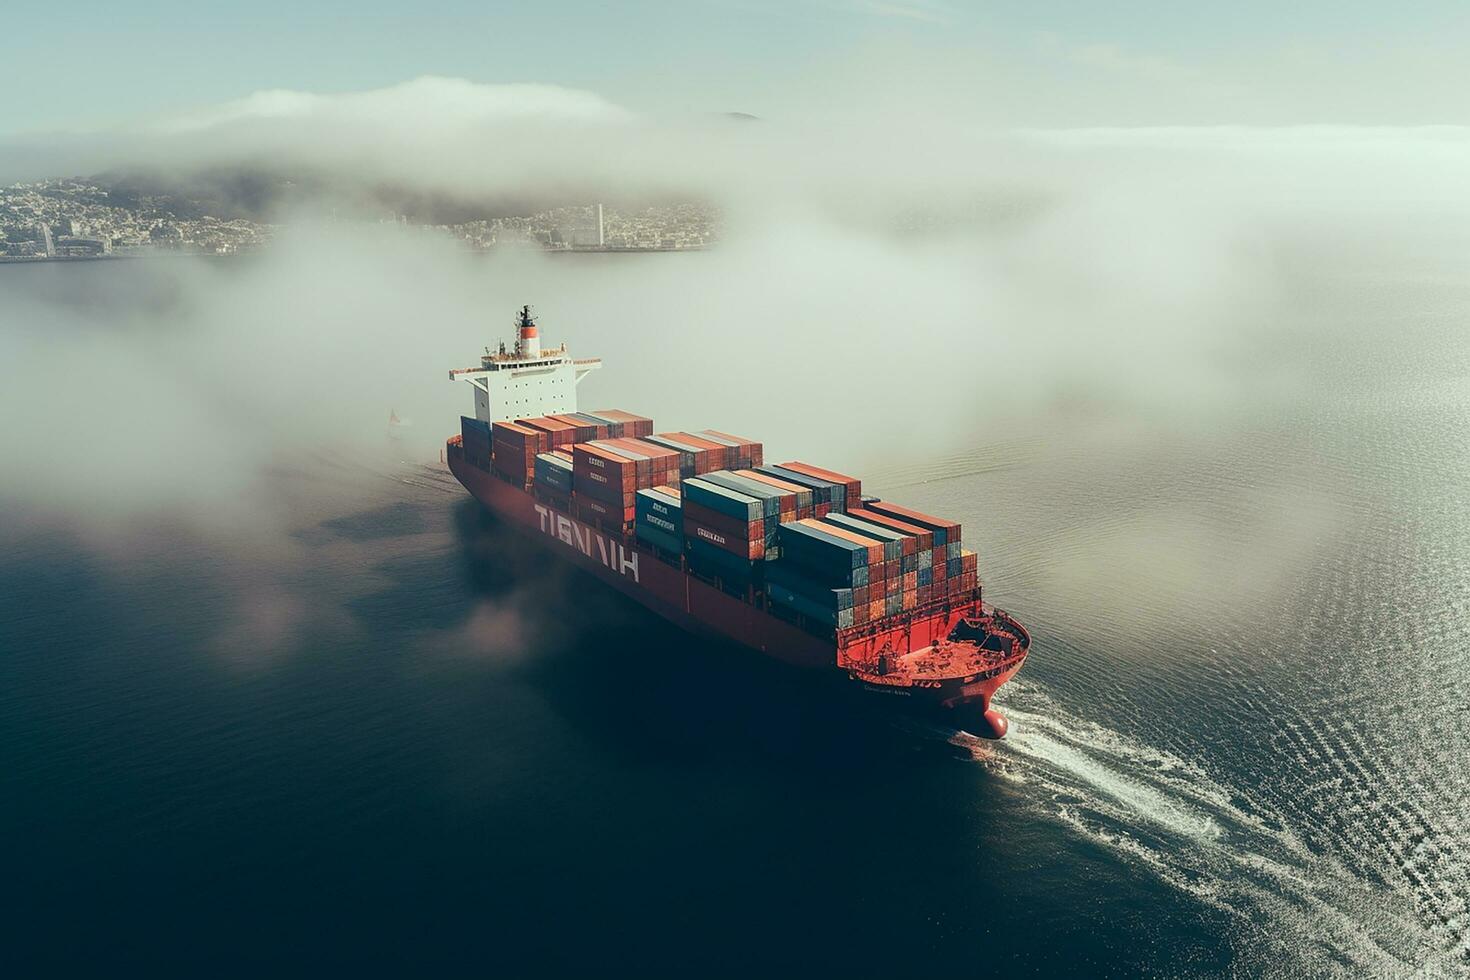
[0,178,718,261]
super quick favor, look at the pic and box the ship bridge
[450,305,601,422]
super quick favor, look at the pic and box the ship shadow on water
[447,500,977,774]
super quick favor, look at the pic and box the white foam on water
[929,686,1458,977]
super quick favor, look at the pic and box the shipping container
[766,581,855,629]
[778,520,871,585]
[682,497,766,561]
[634,521,682,555]
[461,416,492,465]
[778,461,862,510]
[596,438,683,487]
[695,430,764,468]
[491,420,546,486]
[575,493,635,527]
[590,409,655,439]
[635,486,682,529]
[538,488,571,511]
[681,477,763,522]
[577,411,627,439]
[644,432,729,478]
[799,519,885,566]
[863,500,961,548]
[572,443,637,502]
[567,413,614,440]
[685,537,761,586]
[520,415,580,448]
[493,420,549,451]
[844,507,932,552]
[735,469,813,511]
[534,451,575,494]
[755,465,846,513]
[819,513,904,561]
[545,413,602,444]
[696,471,785,519]
[765,561,855,611]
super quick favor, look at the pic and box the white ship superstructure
[449,305,601,422]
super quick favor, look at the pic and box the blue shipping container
[682,478,762,522]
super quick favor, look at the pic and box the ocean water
[2,257,1467,977]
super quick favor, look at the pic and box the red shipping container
[546,414,601,443]
[667,432,730,472]
[519,416,579,448]
[575,494,635,526]
[573,444,638,503]
[698,430,764,468]
[591,409,655,439]
[492,420,549,453]
[779,461,861,509]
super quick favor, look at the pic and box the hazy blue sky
[5,1,1469,133]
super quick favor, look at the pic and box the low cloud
[4,78,1470,536]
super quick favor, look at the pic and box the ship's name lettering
[534,504,640,583]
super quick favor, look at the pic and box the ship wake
[931,682,1458,977]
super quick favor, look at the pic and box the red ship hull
[449,449,1028,735]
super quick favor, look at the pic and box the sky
[5,0,1470,134]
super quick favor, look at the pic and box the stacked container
[571,438,681,530]
[696,471,802,559]
[765,560,855,630]
[754,465,844,516]
[566,414,614,440]
[590,409,655,439]
[766,519,880,629]
[734,469,814,520]
[846,508,936,606]
[696,430,764,469]
[519,416,579,449]
[491,421,547,487]
[460,416,491,469]
[534,450,574,505]
[680,476,781,586]
[544,414,603,443]
[643,432,730,479]
[779,461,862,512]
[860,501,977,605]
[635,486,682,554]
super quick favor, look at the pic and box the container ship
[445,306,1030,737]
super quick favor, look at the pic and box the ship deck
[853,608,1030,685]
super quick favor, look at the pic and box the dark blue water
[2,258,1467,976]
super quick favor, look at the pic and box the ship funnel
[516,304,541,358]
